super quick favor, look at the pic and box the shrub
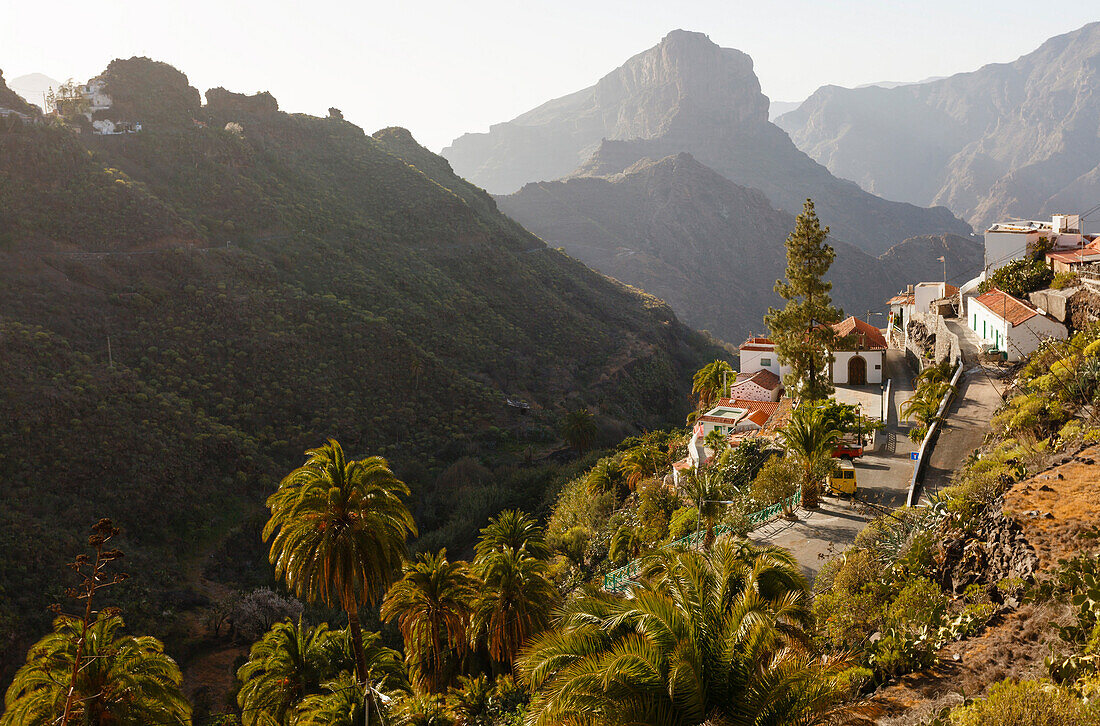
[975,258,1054,297]
[947,678,1100,726]
[1051,271,1080,290]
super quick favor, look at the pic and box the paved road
[750,348,918,579]
[918,318,1007,501]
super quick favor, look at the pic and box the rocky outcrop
[777,22,1100,229]
[205,88,279,115]
[937,505,1039,598]
[444,30,970,255]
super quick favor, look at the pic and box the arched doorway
[848,355,867,385]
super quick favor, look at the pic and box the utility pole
[107,335,113,368]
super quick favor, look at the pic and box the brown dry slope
[851,445,1100,724]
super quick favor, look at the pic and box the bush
[947,679,1100,726]
[1052,271,1080,290]
[976,258,1054,297]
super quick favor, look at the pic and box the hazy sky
[2,1,1097,151]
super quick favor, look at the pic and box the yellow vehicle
[829,460,858,495]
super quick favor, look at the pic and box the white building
[738,337,791,380]
[967,288,1067,361]
[729,369,782,402]
[984,214,1088,275]
[828,316,886,385]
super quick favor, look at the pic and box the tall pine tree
[765,200,842,401]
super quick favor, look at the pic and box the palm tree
[293,671,399,726]
[692,360,736,410]
[609,523,644,565]
[389,692,453,726]
[620,444,668,491]
[381,549,478,693]
[237,618,350,726]
[446,675,493,726]
[781,404,841,509]
[472,547,559,674]
[264,439,416,693]
[518,537,848,726]
[584,458,624,499]
[474,510,551,561]
[2,614,190,726]
[560,408,598,452]
[680,468,731,549]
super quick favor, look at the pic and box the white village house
[967,287,1067,361]
[729,369,783,402]
[827,316,886,385]
[737,337,791,381]
[981,213,1094,277]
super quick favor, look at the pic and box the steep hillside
[443,30,970,255]
[0,59,724,676]
[498,152,981,342]
[777,22,1100,229]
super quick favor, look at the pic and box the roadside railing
[906,361,965,507]
[602,490,803,594]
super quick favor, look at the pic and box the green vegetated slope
[0,58,723,674]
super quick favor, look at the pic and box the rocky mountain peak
[593,29,769,140]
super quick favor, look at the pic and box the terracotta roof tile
[829,316,888,351]
[972,288,1039,326]
[732,369,782,391]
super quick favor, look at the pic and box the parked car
[828,460,858,495]
[832,434,864,460]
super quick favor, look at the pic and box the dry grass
[839,445,1100,724]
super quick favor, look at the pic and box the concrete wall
[984,229,1036,274]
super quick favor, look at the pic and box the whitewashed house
[729,369,782,402]
[967,288,1067,361]
[984,214,1090,275]
[738,337,791,380]
[828,316,886,385]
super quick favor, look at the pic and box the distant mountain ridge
[776,21,1100,229]
[498,150,982,343]
[444,30,970,255]
[8,72,59,110]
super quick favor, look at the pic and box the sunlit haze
[3,0,1098,151]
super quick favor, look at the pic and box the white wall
[967,297,1067,361]
[729,380,779,402]
[738,345,790,379]
[984,230,1035,274]
[1010,315,1067,361]
[914,283,945,314]
[831,350,884,385]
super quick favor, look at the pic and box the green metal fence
[602,490,802,594]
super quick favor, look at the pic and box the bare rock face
[777,21,1100,229]
[444,30,969,255]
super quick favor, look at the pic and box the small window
[761,358,772,367]
[844,471,854,479]
[874,364,881,369]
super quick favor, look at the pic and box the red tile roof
[1047,248,1100,264]
[887,292,915,306]
[732,369,782,391]
[745,410,771,427]
[716,398,781,417]
[829,316,888,351]
[972,288,1039,326]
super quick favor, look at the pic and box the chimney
[907,284,914,294]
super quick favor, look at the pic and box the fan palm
[781,405,841,509]
[560,408,599,452]
[518,537,848,726]
[473,547,559,673]
[264,439,416,690]
[474,510,551,561]
[381,549,478,693]
[620,445,668,491]
[680,468,731,549]
[692,360,736,410]
[237,618,350,726]
[2,614,190,726]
